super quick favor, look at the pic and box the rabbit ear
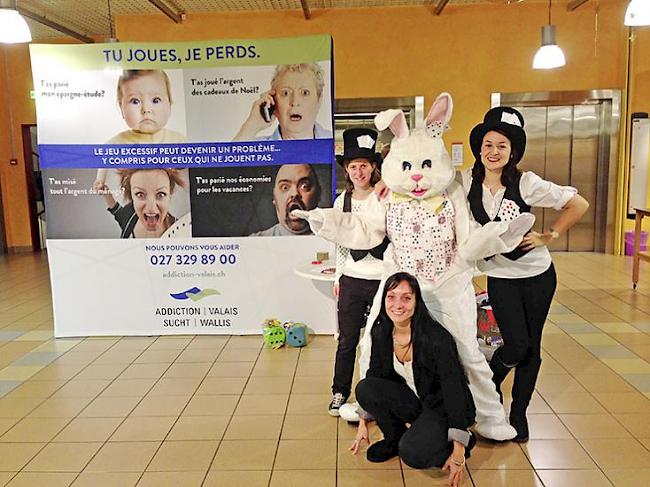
[374,109,409,139]
[425,92,453,127]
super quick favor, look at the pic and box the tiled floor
[1,251,650,486]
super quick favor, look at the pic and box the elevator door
[514,104,602,252]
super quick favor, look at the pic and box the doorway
[20,124,45,251]
[494,90,621,253]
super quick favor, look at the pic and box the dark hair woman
[464,106,589,442]
[351,272,476,487]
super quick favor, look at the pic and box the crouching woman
[351,272,476,487]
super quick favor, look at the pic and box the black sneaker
[328,392,347,417]
[366,439,399,463]
[509,413,529,443]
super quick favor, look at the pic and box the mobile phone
[260,102,274,123]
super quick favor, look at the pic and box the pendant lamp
[0,1,31,44]
[625,0,650,26]
[533,0,566,69]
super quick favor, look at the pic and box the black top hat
[469,107,527,165]
[336,128,382,167]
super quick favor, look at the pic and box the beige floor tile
[175,348,221,363]
[250,361,296,377]
[0,442,45,470]
[223,336,263,349]
[134,349,182,364]
[183,395,239,416]
[23,441,101,472]
[100,378,157,397]
[147,377,202,396]
[51,351,99,365]
[243,376,293,395]
[71,471,141,486]
[163,362,212,379]
[601,358,650,375]
[217,349,260,362]
[604,468,650,487]
[536,469,613,487]
[270,469,335,487]
[147,440,219,471]
[593,391,650,413]
[110,416,176,441]
[470,469,542,487]
[274,439,336,469]
[291,375,332,394]
[138,470,205,487]
[558,414,632,438]
[579,438,650,469]
[29,363,85,380]
[112,337,156,351]
[207,361,255,378]
[92,349,142,365]
[522,439,597,469]
[0,417,69,442]
[535,374,586,394]
[337,440,401,470]
[223,414,283,440]
[210,439,277,470]
[296,361,335,377]
[186,336,229,350]
[573,372,637,393]
[49,379,110,398]
[0,473,16,485]
[466,441,532,469]
[403,467,473,486]
[119,363,169,380]
[540,391,607,414]
[79,395,141,418]
[28,395,93,418]
[556,358,613,375]
[148,337,193,350]
[527,414,573,439]
[0,396,45,418]
[504,392,553,415]
[281,414,337,439]
[167,415,229,440]
[6,472,77,486]
[75,364,127,381]
[196,377,248,395]
[130,394,189,417]
[337,468,403,486]
[203,470,271,487]
[286,394,331,415]
[234,394,288,415]
[53,417,122,442]
[5,380,64,398]
[85,441,161,472]
[0,417,18,436]
[614,413,650,437]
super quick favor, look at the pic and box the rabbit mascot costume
[294,93,533,441]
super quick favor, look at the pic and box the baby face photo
[34,68,187,145]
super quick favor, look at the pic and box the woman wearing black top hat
[328,128,388,416]
[463,107,589,442]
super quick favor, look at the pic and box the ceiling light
[533,1,566,70]
[625,0,650,26]
[0,1,32,44]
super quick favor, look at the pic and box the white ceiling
[15,0,541,40]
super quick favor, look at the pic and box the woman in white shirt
[464,107,589,442]
[328,128,387,416]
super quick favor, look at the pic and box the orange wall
[0,0,637,249]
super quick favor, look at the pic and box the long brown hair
[343,159,381,193]
[471,128,521,187]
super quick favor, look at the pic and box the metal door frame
[491,90,621,253]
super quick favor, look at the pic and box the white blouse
[462,170,577,279]
[393,354,417,396]
[333,191,385,284]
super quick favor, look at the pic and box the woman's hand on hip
[519,231,552,251]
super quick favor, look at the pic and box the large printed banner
[31,35,337,337]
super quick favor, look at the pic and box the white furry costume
[296,93,535,441]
